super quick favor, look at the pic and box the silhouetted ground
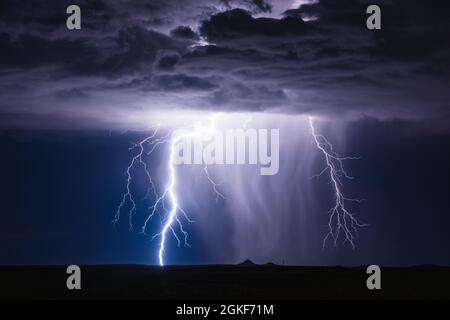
[1,262,450,300]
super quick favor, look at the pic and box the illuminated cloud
[0,0,449,129]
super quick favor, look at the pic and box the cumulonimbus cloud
[0,0,449,129]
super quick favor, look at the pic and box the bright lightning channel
[114,115,225,266]
[309,116,367,249]
[115,114,365,266]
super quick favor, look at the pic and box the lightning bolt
[114,114,225,266]
[309,116,367,249]
[115,114,365,266]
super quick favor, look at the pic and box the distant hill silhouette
[238,259,276,266]
[238,259,256,266]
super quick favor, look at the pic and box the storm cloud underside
[1,0,449,129]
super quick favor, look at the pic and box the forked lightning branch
[114,115,365,266]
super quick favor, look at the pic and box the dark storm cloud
[0,0,114,34]
[0,33,95,69]
[0,26,188,76]
[154,51,182,71]
[190,0,450,121]
[170,26,199,40]
[0,0,450,129]
[155,74,218,91]
[199,9,308,40]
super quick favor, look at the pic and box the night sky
[1,0,450,266]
